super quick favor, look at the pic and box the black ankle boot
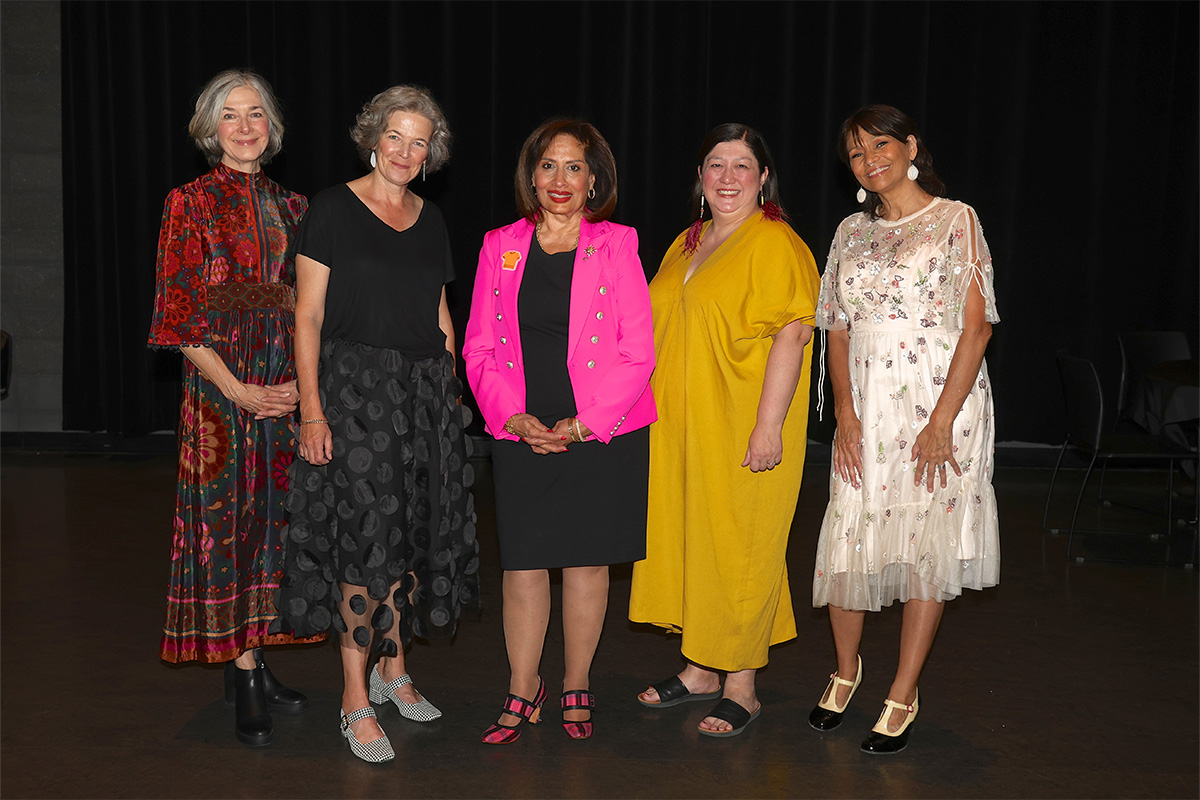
[223,661,273,747]
[224,650,310,714]
[254,648,309,714]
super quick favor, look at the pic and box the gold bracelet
[299,419,329,425]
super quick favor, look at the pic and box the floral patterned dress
[148,164,322,662]
[812,198,1001,611]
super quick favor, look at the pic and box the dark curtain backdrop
[62,0,1199,442]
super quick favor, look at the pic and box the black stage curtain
[62,1,1198,442]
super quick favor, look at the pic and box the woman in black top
[279,85,479,764]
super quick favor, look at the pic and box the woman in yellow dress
[629,124,820,737]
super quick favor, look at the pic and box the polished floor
[1,449,1197,799]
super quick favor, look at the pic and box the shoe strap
[828,671,857,688]
[561,690,595,711]
[341,706,377,730]
[871,694,918,736]
[501,693,540,720]
[883,690,916,714]
[382,672,414,693]
[881,697,915,714]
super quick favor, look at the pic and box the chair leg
[1165,460,1175,541]
[1098,457,1109,503]
[1043,441,1069,532]
[1066,454,1099,562]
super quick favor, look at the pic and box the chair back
[1117,331,1192,420]
[1056,352,1104,452]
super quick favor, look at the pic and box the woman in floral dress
[148,69,319,748]
[809,105,1000,754]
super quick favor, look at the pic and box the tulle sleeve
[946,204,1000,327]
[816,219,850,331]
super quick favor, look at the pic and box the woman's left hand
[552,417,592,445]
[911,417,961,492]
[742,424,783,473]
[254,379,299,419]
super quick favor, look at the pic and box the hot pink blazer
[463,217,656,444]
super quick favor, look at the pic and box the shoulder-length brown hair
[514,119,618,223]
[837,104,946,218]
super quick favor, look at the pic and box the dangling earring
[907,163,919,181]
[588,187,596,200]
[856,187,867,203]
[685,196,706,255]
[422,161,426,181]
[759,190,765,206]
[370,151,377,169]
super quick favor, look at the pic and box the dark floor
[1,450,1197,799]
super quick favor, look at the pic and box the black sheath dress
[490,242,648,571]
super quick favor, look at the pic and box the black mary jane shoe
[860,692,919,755]
[224,661,273,747]
[224,650,309,714]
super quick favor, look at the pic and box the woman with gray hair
[149,68,319,748]
[277,84,480,763]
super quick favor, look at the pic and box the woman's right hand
[832,413,864,489]
[505,413,569,455]
[297,420,333,465]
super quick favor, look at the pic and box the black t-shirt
[296,184,454,358]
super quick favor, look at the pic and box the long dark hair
[837,105,945,218]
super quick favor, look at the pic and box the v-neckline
[683,214,756,285]
[344,183,425,234]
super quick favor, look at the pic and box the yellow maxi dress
[629,212,820,671]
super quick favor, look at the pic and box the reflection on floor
[1,452,1196,799]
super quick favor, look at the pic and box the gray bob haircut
[350,85,452,173]
[188,69,285,167]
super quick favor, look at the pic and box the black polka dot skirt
[276,339,480,647]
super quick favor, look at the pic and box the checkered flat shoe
[369,665,443,722]
[340,707,394,763]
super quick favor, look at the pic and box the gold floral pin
[583,245,596,261]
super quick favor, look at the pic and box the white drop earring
[422,162,426,181]
[370,151,377,169]
[907,163,919,181]
[856,187,867,203]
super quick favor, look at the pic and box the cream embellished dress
[813,197,1000,611]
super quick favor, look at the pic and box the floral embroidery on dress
[812,198,1001,612]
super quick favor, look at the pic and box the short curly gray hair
[188,69,285,167]
[350,85,452,173]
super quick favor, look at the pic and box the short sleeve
[816,226,849,331]
[947,204,1000,326]
[745,220,820,338]
[147,187,210,348]
[294,193,334,267]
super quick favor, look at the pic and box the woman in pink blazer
[463,119,655,744]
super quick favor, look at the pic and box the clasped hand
[233,379,298,419]
[506,413,591,455]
